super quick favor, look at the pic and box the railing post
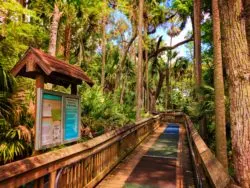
[49,171,57,188]
[34,177,44,188]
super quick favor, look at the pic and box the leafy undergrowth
[80,86,135,137]
[0,86,135,165]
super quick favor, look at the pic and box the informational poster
[36,89,80,150]
[41,93,62,146]
[64,98,79,141]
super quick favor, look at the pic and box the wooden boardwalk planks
[96,123,196,188]
[96,126,165,188]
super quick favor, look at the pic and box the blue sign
[64,98,79,141]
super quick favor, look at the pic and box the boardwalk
[0,114,232,188]
[97,123,195,188]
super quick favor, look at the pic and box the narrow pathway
[96,123,195,188]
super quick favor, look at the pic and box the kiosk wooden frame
[35,89,81,150]
[10,47,93,150]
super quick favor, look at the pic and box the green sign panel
[35,89,80,150]
[64,98,79,141]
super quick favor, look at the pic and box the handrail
[184,115,203,188]
[0,113,238,188]
[0,115,161,188]
[160,112,235,188]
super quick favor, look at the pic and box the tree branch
[149,36,193,59]
[147,14,176,35]
[0,35,5,42]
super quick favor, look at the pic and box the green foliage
[170,88,190,110]
[0,124,33,164]
[0,67,33,164]
[172,0,193,16]
[0,0,231,167]
[0,64,16,94]
[0,0,49,70]
[0,93,34,164]
[80,86,134,131]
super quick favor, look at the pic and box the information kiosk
[10,47,94,150]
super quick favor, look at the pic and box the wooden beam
[0,117,156,186]
[26,60,37,73]
[49,171,57,188]
[71,84,77,95]
[34,74,44,153]
[36,75,44,89]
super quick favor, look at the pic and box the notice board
[35,89,80,150]
[64,98,79,141]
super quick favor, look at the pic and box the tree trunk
[48,4,62,56]
[47,4,62,90]
[101,4,107,89]
[149,91,156,113]
[144,18,149,112]
[220,0,250,186]
[145,48,149,112]
[115,33,137,89]
[136,0,144,121]
[165,66,170,109]
[120,75,127,104]
[77,40,83,66]
[244,1,250,53]
[193,0,202,87]
[194,0,206,139]
[64,24,71,62]
[155,70,165,102]
[212,0,228,170]
[165,37,173,110]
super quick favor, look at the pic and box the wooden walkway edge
[96,123,195,188]
[96,125,165,188]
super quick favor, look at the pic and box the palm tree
[136,0,144,121]
[193,0,207,140]
[63,3,77,62]
[165,25,180,110]
[48,4,63,56]
[212,0,228,170]
[165,50,178,110]
[193,0,202,87]
[101,0,108,89]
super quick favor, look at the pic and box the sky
[152,18,193,58]
[108,8,193,59]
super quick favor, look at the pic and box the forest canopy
[1,0,250,187]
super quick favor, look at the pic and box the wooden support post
[34,75,44,152]
[49,171,57,188]
[38,177,44,188]
[36,75,44,89]
[71,84,77,95]
[34,177,44,188]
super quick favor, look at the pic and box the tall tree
[194,0,207,140]
[114,4,137,90]
[48,4,62,56]
[193,0,202,87]
[136,0,144,120]
[212,0,228,170]
[220,0,250,186]
[63,3,76,62]
[144,13,149,112]
[101,0,107,89]
[166,26,180,110]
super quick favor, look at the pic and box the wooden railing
[161,112,237,188]
[0,116,161,188]
[0,112,239,188]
